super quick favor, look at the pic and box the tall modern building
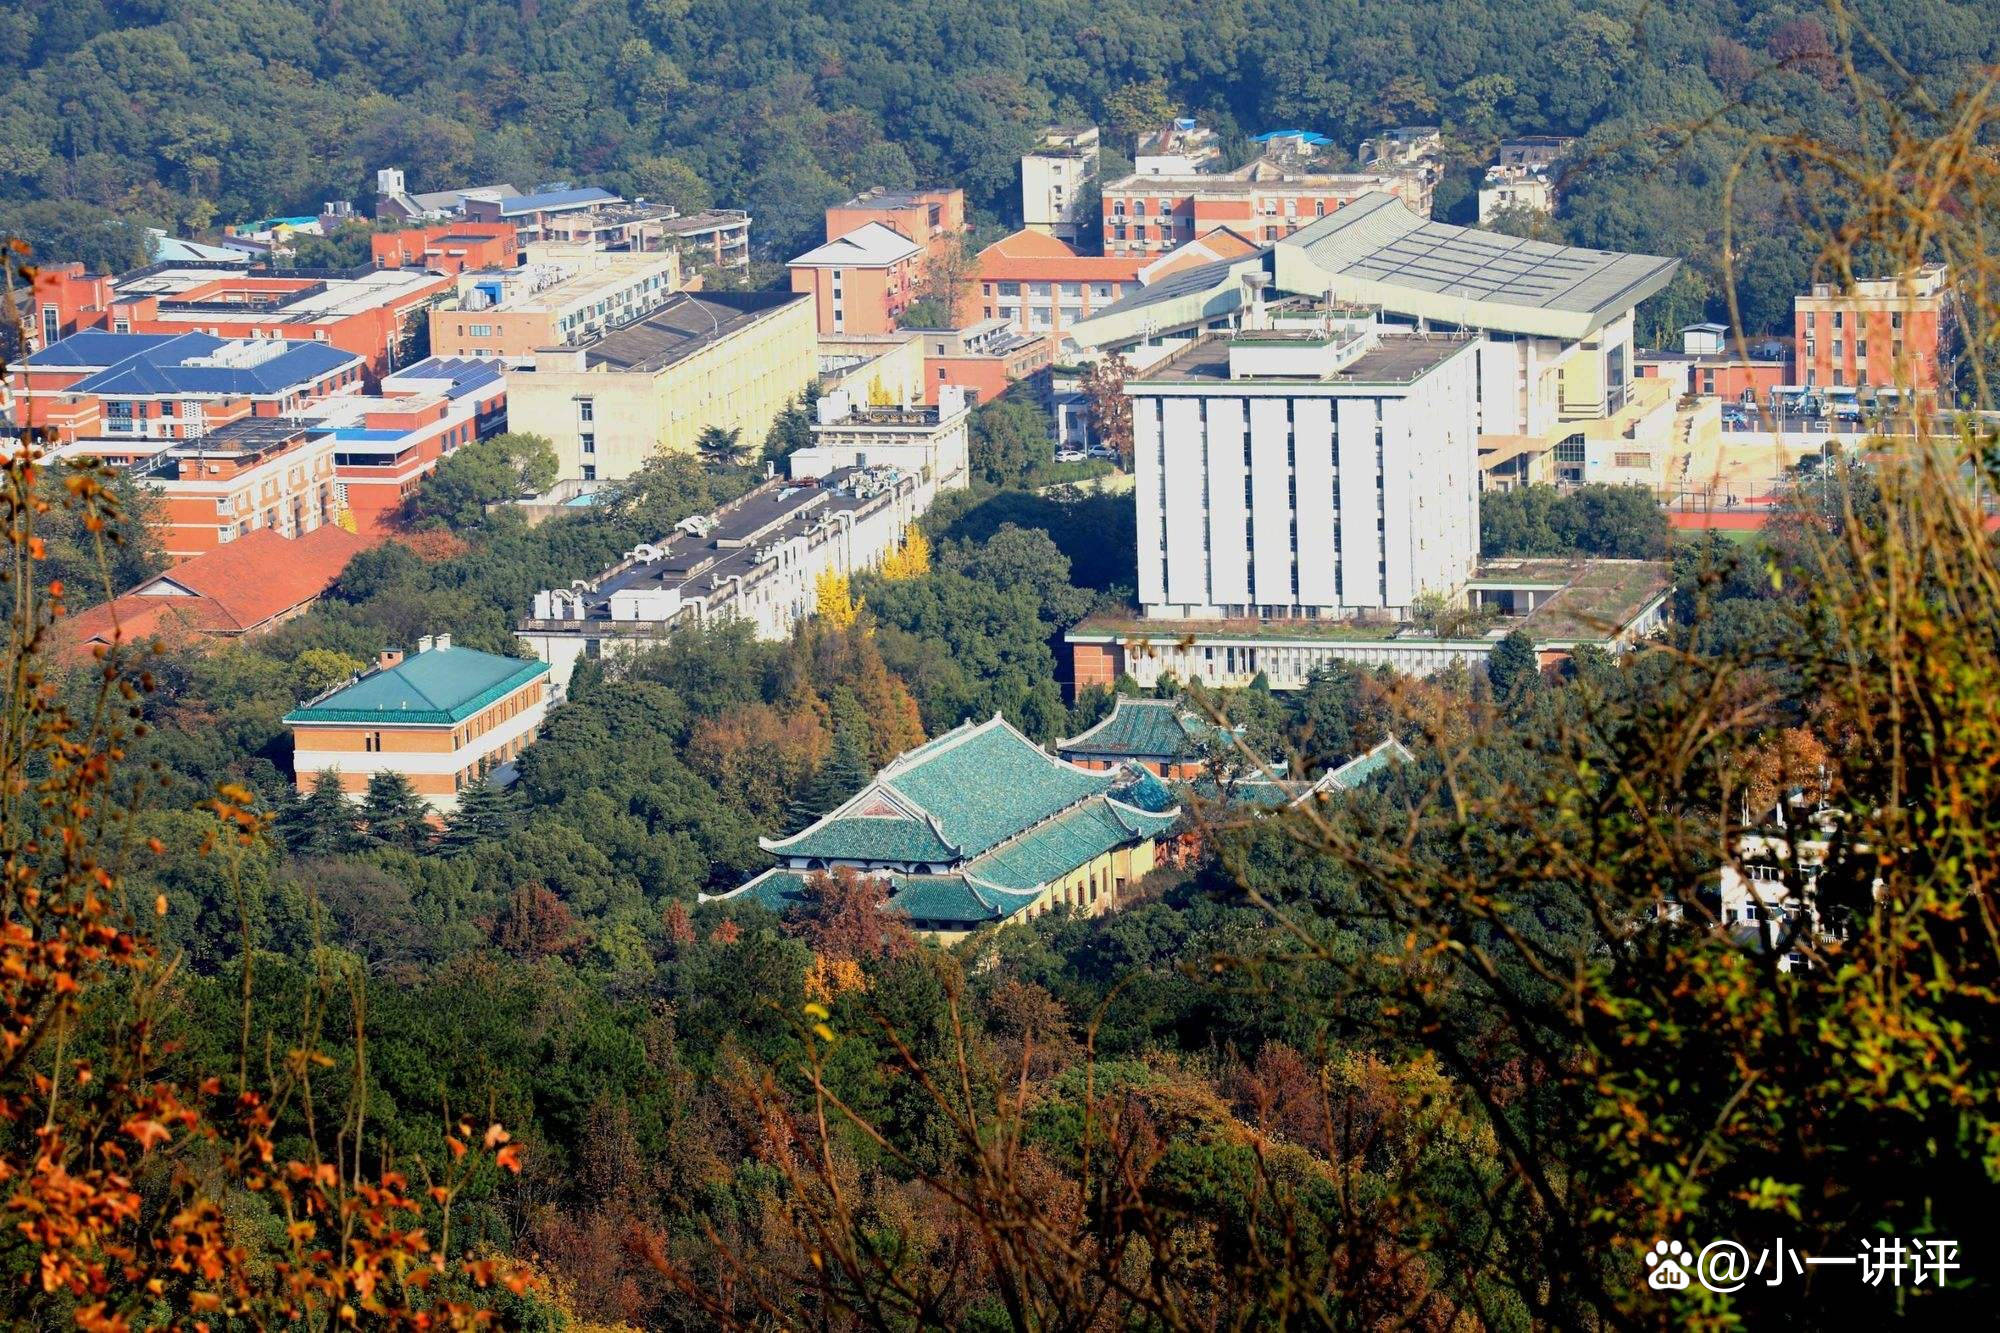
[1130,319,1480,620]
[1072,193,1680,491]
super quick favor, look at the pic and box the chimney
[377,648,405,671]
[435,632,452,651]
[1242,272,1272,331]
[417,634,435,653]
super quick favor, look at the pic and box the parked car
[1054,449,1087,463]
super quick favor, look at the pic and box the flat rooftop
[1138,330,1474,385]
[1469,557,1671,640]
[1069,559,1670,647]
[577,291,807,373]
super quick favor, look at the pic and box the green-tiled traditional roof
[765,715,1117,863]
[765,812,958,865]
[1057,697,1233,762]
[1323,737,1414,790]
[966,799,1180,891]
[1110,766,1178,813]
[725,868,1039,926]
[284,646,548,726]
[884,719,1114,856]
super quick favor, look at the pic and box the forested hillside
[3,0,1996,329]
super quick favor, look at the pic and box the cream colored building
[505,290,816,481]
[1022,126,1101,242]
[817,332,927,407]
[430,246,683,362]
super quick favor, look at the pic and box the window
[40,306,57,347]
[1614,451,1651,469]
[1856,339,1867,358]
[997,281,1021,298]
[1892,311,1903,329]
[467,323,492,337]
[1554,433,1587,464]
[578,398,594,422]
[1832,311,1843,329]
[580,433,595,455]
[364,732,382,752]
[581,464,596,481]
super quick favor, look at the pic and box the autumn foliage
[0,396,525,1322]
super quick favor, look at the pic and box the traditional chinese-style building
[716,715,1180,942]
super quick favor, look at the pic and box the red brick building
[1101,167,1428,257]
[826,187,967,268]
[28,261,455,378]
[370,223,519,275]
[10,331,364,444]
[1793,264,1950,394]
[788,223,923,335]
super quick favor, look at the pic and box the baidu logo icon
[1645,1240,1693,1290]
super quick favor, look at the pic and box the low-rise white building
[786,386,971,494]
[520,464,934,694]
[1022,126,1101,242]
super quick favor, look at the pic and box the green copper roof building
[1056,696,1242,775]
[284,643,550,726]
[285,634,554,814]
[715,714,1181,937]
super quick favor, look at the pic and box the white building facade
[1131,327,1481,620]
[786,386,971,493]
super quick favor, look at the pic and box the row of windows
[450,687,538,751]
[1803,309,1907,330]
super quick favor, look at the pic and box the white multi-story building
[1073,192,1680,491]
[1022,126,1101,242]
[786,385,971,493]
[1130,318,1481,620]
[519,464,934,695]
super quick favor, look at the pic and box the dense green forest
[4,0,1996,332]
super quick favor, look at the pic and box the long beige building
[505,290,817,482]
[429,246,683,362]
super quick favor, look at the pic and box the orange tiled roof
[975,230,1145,283]
[1137,226,1263,284]
[60,524,370,656]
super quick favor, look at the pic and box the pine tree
[439,780,520,856]
[361,771,432,853]
[281,771,361,857]
[1486,629,1541,700]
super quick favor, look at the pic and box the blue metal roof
[66,333,362,398]
[499,187,616,216]
[21,331,184,369]
[1254,129,1332,146]
[389,356,503,399]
